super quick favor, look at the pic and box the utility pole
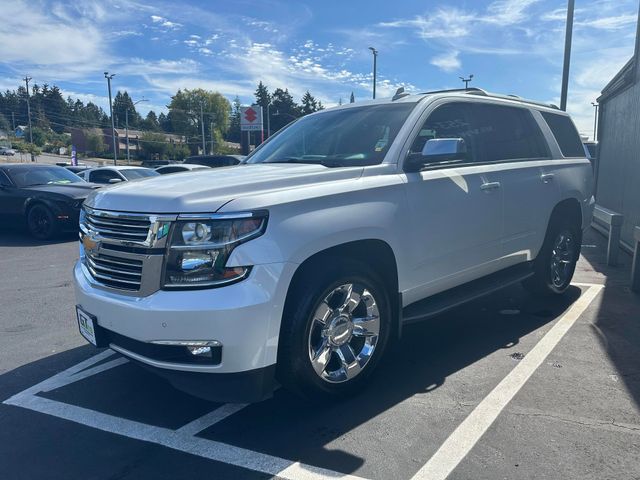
[23,76,34,161]
[200,103,206,155]
[560,0,575,111]
[368,47,378,99]
[210,121,214,154]
[104,72,117,165]
[266,104,271,138]
[592,102,599,142]
[459,74,474,90]
[11,112,15,131]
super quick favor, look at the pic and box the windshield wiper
[268,157,344,167]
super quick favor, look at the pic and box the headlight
[163,211,268,289]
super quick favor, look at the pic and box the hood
[86,164,363,213]
[24,182,100,199]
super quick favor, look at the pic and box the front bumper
[74,260,296,401]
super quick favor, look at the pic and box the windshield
[120,168,160,180]
[8,166,85,187]
[246,103,416,167]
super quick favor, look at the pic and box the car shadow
[0,226,77,247]
[0,283,586,478]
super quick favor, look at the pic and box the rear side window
[472,104,548,162]
[541,112,584,157]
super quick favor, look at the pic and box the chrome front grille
[85,251,143,291]
[80,207,177,296]
[85,210,151,243]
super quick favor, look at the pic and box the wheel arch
[549,197,582,229]
[282,239,401,340]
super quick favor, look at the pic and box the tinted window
[472,104,548,162]
[409,102,477,163]
[90,170,121,184]
[120,168,159,180]
[157,166,183,174]
[541,112,584,157]
[8,166,84,187]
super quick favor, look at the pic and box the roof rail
[422,87,559,110]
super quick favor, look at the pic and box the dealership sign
[241,105,263,131]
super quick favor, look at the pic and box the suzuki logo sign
[240,105,263,131]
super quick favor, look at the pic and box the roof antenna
[392,87,410,101]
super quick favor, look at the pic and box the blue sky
[0,0,638,137]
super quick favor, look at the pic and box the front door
[402,101,504,303]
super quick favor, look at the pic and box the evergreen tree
[142,111,161,131]
[158,112,171,132]
[338,97,343,106]
[350,92,355,103]
[112,91,142,128]
[254,81,271,110]
[270,88,300,133]
[300,90,318,115]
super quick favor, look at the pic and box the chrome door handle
[480,181,501,192]
[541,173,555,183]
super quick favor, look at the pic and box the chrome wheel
[307,282,380,383]
[550,230,575,288]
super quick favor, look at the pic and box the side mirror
[405,138,467,172]
[108,178,123,184]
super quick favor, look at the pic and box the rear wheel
[27,204,58,240]
[277,260,392,400]
[524,217,581,296]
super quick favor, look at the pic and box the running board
[402,263,534,324]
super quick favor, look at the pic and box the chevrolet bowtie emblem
[82,235,100,255]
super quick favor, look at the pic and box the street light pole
[592,102,599,142]
[23,75,34,161]
[104,72,117,165]
[560,0,575,111]
[200,103,206,155]
[459,74,474,90]
[368,47,378,99]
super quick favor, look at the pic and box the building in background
[595,6,640,250]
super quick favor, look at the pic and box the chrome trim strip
[86,265,141,286]
[177,212,256,220]
[109,344,223,373]
[86,257,142,278]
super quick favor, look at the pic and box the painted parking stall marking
[3,284,603,480]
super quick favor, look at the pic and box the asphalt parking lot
[1,226,639,480]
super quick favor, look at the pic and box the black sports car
[0,163,99,239]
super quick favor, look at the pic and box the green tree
[85,129,105,154]
[350,91,355,103]
[300,90,319,115]
[254,81,270,110]
[142,110,161,131]
[158,112,171,132]
[270,88,300,133]
[167,142,190,161]
[139,132,168,159]
[113,91,141,128]
[167,88,230,155]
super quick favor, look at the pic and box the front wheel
[524,219,581,296]
[277,260,392,400]
[27,204,58,240]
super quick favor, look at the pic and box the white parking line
[40,357,129,393]
[176,403,249,436]
[411,283,604,480]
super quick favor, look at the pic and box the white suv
[74,88,594,402]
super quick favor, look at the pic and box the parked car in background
[65,165,91,175]
[185,154,244,168]
[74,88,594,403]
[0,163,99,239]
[155,164,211,175]
[0,146,16,156]
[78,166,160,185]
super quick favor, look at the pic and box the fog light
[187,345,212,356]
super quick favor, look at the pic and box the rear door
[470,103,558,266]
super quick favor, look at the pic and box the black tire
[523,215,581,296]
[27,204,58,240]
[277,259,392,400]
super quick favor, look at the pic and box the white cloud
[150,15,182,30]
[484,0,541,25]
[380,7,476,39]
[577,14,638,30]
[431,51,461,72]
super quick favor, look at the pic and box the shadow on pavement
[0,283,583,477]
[579,229,640,410]
[0,226,77,247]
